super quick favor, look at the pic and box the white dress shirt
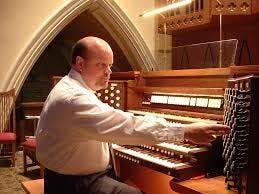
[36,69,184,175]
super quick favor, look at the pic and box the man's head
[71,36,113,91]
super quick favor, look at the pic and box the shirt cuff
[167,123,185,142]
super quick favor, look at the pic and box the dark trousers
[44,168,143,194]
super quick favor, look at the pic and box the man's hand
[184,122,230,145]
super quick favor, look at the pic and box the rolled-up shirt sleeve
[70,93,185,145]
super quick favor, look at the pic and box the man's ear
[74,56,84,73]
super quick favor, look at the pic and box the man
[36,36,229,194]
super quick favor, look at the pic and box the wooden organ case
[98,66,259,194]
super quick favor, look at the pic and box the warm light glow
[140,0,193,17]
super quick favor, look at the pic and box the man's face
[81,50,113,91]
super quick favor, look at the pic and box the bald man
[36,37,229,194]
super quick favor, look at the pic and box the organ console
[95,65,259,194]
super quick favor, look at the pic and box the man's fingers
[184,123,230,145]
[210,124,230,134]
[209,130,228,136]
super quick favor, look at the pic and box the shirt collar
[68,69,96,93]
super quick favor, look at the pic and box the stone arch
[7,0,156,94]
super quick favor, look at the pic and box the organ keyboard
[154,142,205,155]
[112,144,199,180]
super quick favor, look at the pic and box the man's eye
[97,63,111,69]
[96,63,104,68]
[101,64,109,68]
